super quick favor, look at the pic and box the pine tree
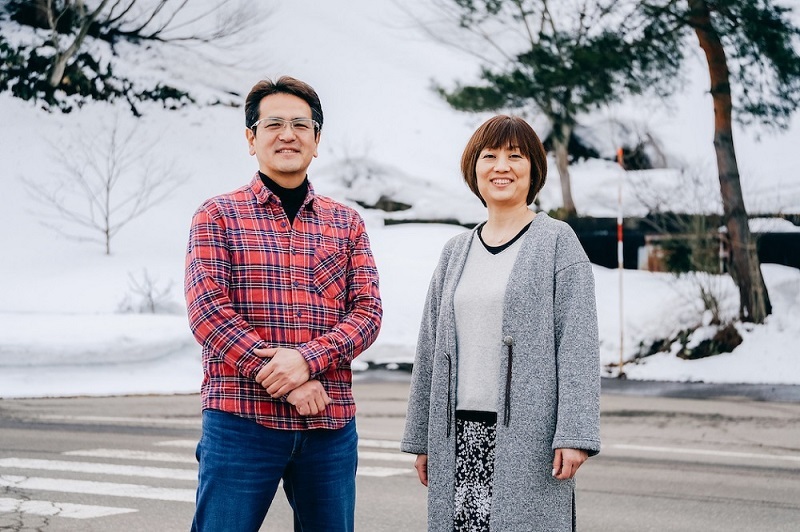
[418,1,672,216]
[635,0,800,323]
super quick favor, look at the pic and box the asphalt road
[1,373,799,531]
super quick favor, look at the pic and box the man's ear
[246,128,256,156]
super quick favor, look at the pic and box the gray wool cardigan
[401,213,601,532]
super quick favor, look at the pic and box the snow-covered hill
[1,0,798,398]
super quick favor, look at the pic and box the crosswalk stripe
[609,443,800,462]
[359,451,414,463]
[154,440,196,448]
[0,458,196,480]
[31,415,200,427]
[357,466,409,477]
[0,438,412,522]
[0,497,136,519]
[359,439,401,450]
[0,475,195,503]
[66,446,410,466]
[155,438,405,451]
[64,449,196,464]
[1,456,408,478]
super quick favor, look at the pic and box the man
[185,76,382,532]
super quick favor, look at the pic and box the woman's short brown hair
[460,115,547,206]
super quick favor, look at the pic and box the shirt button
[281,222,287,228]
[296,311,302,318]
[293,281,299,287]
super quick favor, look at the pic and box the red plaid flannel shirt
[185,174,382,430]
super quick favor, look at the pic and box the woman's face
[475,145,531,209]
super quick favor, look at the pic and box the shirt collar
[249,173,316,211]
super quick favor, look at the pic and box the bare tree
[118,268,180,314]
[32,0,254,86]
[22,118,185,255]
[1,0,267,112]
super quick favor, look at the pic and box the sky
[0,0,799,399]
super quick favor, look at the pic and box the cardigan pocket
[443,352,453,438]
[502,335,514,426]
[442,353,453,438]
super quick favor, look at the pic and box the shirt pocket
[313,247,349,301]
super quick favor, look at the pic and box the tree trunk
[47,52,71,88]
[552,122,577,217]
[688,0,771,323]
[46,0,113,88]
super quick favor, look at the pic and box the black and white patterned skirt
[454,410,497,532]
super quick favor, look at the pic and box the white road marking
[53,452,409,477]
[156,438,405,451]
[150,441,411,463]
[0,458,196,480]
[154,440,196,448]
[357,466,409,477]
[64,449,196,464]
[0,497,136,519]
[359,439,401,450]
[31,415,200,427]
[0,438,412,522]
[609,444,800,463]
[0,475,195,502]
[359,451,414,463]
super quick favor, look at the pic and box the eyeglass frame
[249,116,320,134]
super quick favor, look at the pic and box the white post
[616,148,625,378]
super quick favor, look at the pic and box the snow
[1,0,799,399]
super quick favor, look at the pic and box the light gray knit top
[453,231,524,412]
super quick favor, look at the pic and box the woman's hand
[552,448,589,480]
[414,454,429,486]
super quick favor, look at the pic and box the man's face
[246,93,320,187]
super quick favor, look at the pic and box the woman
[401,115,600,531]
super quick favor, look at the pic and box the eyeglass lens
[254,117,317,133]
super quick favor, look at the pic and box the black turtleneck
[259,172,309,225]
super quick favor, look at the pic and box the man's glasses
[250,117,319,134]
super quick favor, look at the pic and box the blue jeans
[191,410,358,532]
